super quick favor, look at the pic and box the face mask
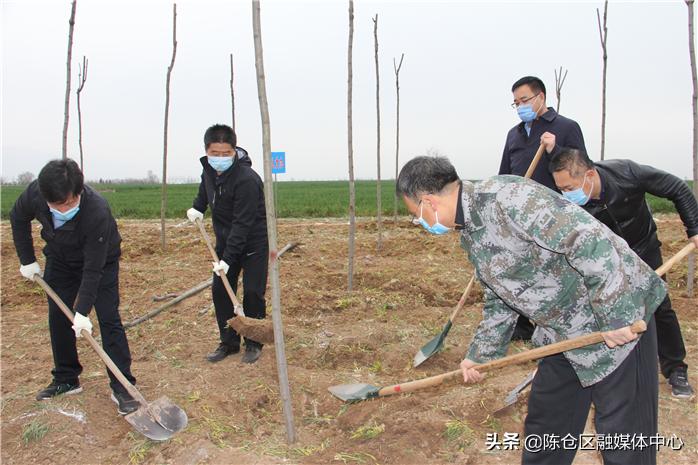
[207,156,234,172]
[562,174,593,206]
[517,104,537,123]
[417,203,451,235]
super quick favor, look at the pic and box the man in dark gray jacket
[550,148,698,398]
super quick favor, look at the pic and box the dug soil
[1,215,696,464]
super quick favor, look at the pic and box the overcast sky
[1,0,696,183]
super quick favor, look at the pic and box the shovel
[412,143,547,367]
[34,276,188,441]
[193,218,274,344]
[413,275,476,367]
[329,319,647,402]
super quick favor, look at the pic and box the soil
[1,215,696,465]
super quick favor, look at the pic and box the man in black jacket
[187,124,268,364]
[551,148,698,398]
[10,159,139,414]
[500,75,588,341]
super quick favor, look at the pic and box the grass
[3,180,684,219]
[351,421,385,440]
[21,418,50,444]
[126,431,157,465]
[443,418,475,450]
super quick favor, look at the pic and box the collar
[459,180,485,233]
[455,182,465,230]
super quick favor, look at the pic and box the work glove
[72,312,93,338]
[212,260,230,276]
[19,262,42,281]
[186,208,204,223]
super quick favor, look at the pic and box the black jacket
[192,148,268,265]
[583,159,698,258]
[10,182,122,316]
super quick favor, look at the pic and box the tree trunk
[597,1,608,160]
[347,0,356,292]
[77,56,88,172]
[251,0,296,444]
[687,0,697,296]
[160,3,177,249]
[554,66,567,114]
[373,14,382,251]
[62,0,77,160]
[393,53,404,224]
[230,53,236,131]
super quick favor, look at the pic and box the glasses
[511,93,540,109]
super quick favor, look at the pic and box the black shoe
[111,391,140,415]
[206,343,239,363]
[36,381,82,401]
[668,369,695,399]
[241,345,262,364]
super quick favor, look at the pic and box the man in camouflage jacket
[397,156,666,465]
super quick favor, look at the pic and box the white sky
[1,0,696,182]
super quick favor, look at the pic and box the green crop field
[0,180,686,219]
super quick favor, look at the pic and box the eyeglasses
[511,93,540,109]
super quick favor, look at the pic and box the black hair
[204,124,237,149]
[396,156,460,201]
[548,148,595,177]
[511,76,546,97]
[38,159,84,203]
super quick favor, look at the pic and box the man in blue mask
[9,159,140,415]
[499,75,588,342]
[186,124,268,364]
[551,148,698,399]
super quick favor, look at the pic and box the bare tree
[597,0,609,160]
[160,3,177,249]
[62,0,77,159]
[686,0,697,296]
[554,66,568,113]
[230,53,236,131]
[251,0,296,444]
[347,0,356,292]
[393,53,404,223]
[76,56,88,172]
[16,172,35,185]
[373,14,382,251]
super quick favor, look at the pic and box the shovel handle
[448,275,476,322]
[655,242,696,277]
[524,143,546,179]
[378,320,646,398]
[194,218,245,315]
[34,276,149,406]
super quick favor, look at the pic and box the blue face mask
[49,203,80,229]
[207,156,234,172]
[562,174,593,206]
[517,104,538,123]
[416,203,451,235]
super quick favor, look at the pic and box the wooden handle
[377,320,647,398]
[655,243,696,277]
[448,275,476,322]
[523,143,546,179]
[194,218,244,314]
[34,276,148,406]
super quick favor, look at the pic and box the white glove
[212,260,230,275]
[72,312,93,338]
[187,208,204,223]
[19,262,42,281]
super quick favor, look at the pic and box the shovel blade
[328,383,381,402]
[125,396,188,441]
[413,320,452,368]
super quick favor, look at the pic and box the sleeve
[628,161,698,238]
[192,173,208,214]
[73,213,113,316]
[501,183,664,331]
[465,283,518,363]
[550,120,587,158]
[498,137,512,175]
[9,184,38,265]
[221,177,262,266]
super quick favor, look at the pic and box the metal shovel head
[328,383,381,402]
[413,320,453,367]
[125,396,188,441]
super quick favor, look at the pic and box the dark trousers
[212,247,268,349]
[44,258,135,394]
[640,246,688,378]
[522,317,658,465]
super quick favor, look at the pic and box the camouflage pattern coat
[459,176,666,386]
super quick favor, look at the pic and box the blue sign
[271,152,286,174]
